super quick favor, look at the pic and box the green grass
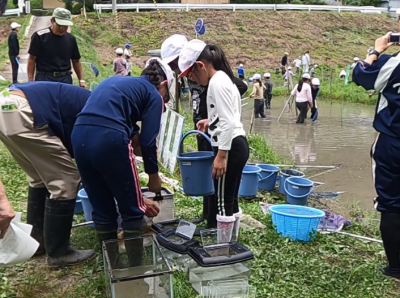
[0,125,399,297]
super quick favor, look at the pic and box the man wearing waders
[302,50,311,73]
[310,78,320,120]
[263,73,273,109]
[0,82,95,268]
[353,30,400,280]
[161,35,247,233]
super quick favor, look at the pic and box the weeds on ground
[1,130,398,297]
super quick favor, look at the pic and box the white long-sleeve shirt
[207,71,246,150]
[291,83,313,105]
[302,54,310,66]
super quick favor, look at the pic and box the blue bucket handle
[179,130,213,156]
[284,179,314,198]
[258,171,275,182]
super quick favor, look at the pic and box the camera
[389,33,400,44]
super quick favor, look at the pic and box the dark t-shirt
[28,27,81,72]
[8,31,19,56]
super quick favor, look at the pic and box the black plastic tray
[151,218,182,234]
[156,228,200,254]
[188,242,254,267]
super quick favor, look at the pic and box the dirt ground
[73,11,396,71]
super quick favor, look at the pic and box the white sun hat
[161,34,188,65]
[303,73,311,79]
[145,57,174,91]
[239,64,244,67]
[115,48,124,55]
[252,73,261,80]
[10,22,21,29]
[288,66,292,70]
[178,39,207,78]
[312,78,320,85]
[354,57,360,61]
[264,73,271,78]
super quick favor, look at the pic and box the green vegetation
[72,11,394,104]
[0,108,397,297]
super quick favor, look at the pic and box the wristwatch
[369,50,380,58]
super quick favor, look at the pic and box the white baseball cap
[354,57,360,61]
[145,57,174,91]
[284,52,289,55]
[178,39,207,78]
[10,22,21,29]
[239,64,244,67]
[116,48,123,55]
[302,73,311,79]
[314,64,318,67]
[288,66,292,70]
[161,34,188,65]
[264,72,271,78]
[312,78,320,85]
[253,73,261,80]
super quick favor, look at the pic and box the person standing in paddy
[178,39,249,238]
[292,73,313,124]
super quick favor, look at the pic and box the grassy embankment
[72,10,397,104]
[0,110,397,297]
[0,9,398,298]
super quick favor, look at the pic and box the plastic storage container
[188,243,254,296]
[103,234,174,298]
[142,187,175,224]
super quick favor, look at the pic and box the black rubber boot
[97,230,119,269]
[383,267,400,280]
[27,187,49,256]
[124,231,144,267]
[44,198,95,269]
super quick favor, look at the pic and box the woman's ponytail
[198,45,234,82]
[297,79,304,93]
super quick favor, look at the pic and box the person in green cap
[27,7,86,88]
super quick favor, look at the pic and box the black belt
[36,71,72,78]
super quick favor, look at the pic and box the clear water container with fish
[103,234,174,298]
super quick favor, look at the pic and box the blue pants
[372,133,400,213]
[71,125,146,232]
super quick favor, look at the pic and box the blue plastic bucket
[74,198,83,214]
[284,177,314,206]
[177,130,214,196]
[257,164,279,191]
[183,86,189,93]
[78,189,94,228]
[279,169,304,195]
[239,165,262,197]
[269,204,325,242]
[74,183,84,214]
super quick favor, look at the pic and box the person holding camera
[353,31,400,280]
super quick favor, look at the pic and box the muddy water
[241,96,377,210]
